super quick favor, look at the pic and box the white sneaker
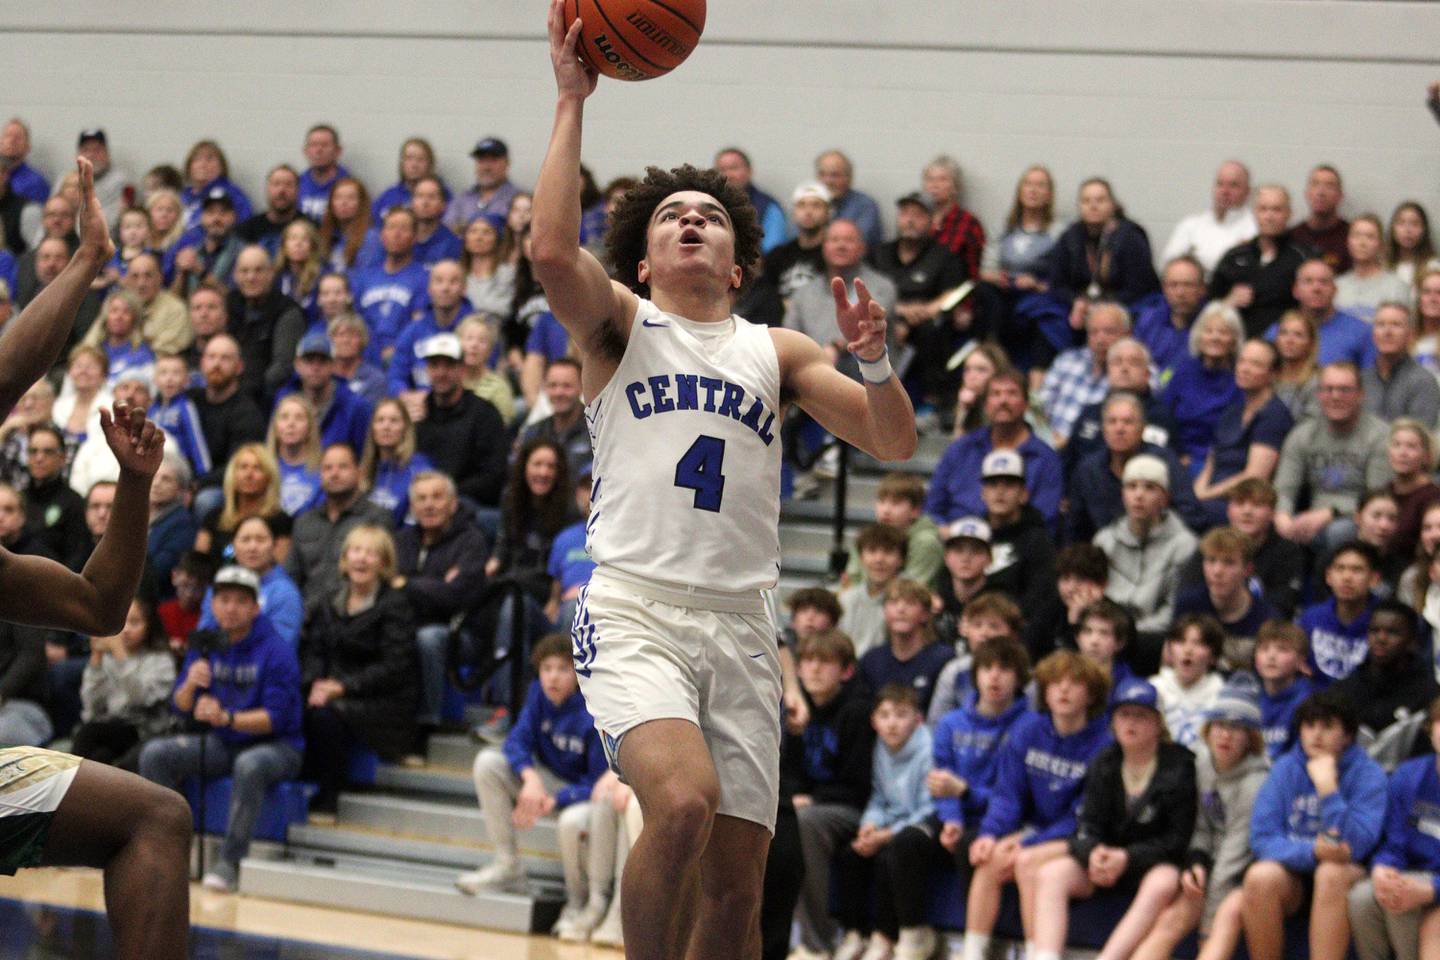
[859,932,894,960]
[894,927,938,960]
[552,902,595,941]
[200,870,235,894]
[454,859,526,895]
[788,945,832,960]
[813,446,841,479]
[590,900,624,948]
[835,931,868,960]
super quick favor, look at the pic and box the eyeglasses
[1317,385,1358,395]
[28,446,62,456]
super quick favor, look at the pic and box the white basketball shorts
[572,567,782,833]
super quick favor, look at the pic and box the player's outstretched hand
[75,156,116,264]
[549,0,598,100]
[100,402,164,478]
[833,276,887,362]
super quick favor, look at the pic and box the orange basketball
[564,0,706,82]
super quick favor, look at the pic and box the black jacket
[1070,741,1198,883]
[286,496,394,610]
[416,392,508,507]
[779,684,875,810]
[394,512,490,624]
[224,288,306,403]
[1331,649,1440,741]
[1048,219,1160,307]
[1178,527,1305,618]
[0,621,49,705]
[301,584,417,759]
[1208,234,1315,338]
[22,475,89,571]
[190,386,267,488]
[987,505,1063,661]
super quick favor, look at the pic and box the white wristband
[854,350,893,384]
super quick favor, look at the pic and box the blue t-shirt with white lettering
[348,261,430,365]
[1298,595,1377,686]
[547,520,595,594]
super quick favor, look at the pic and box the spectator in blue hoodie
[1347,695,1440,960]
[138,565,304,893]
[359,399,433,528]
[1299,540,1382,686]
[267,395,323,517]
[1254,620,1314,759]
[455,633,606,932]
[347,208,429,366]
[1033,678,1198,960]
[961,649,1113,960]
[272,332,372,457]
[1240,689,1388,960]
[386,260,474,397]
[833,684,938,960]
[196,516,303,650]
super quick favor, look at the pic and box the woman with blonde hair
[1385,418,1440,564]
[54,344,113,448]
[1412,270,1440,375]
[458,315,516,423]
[145,188,186,253]
[321,177,372,271]
[1272,309,1320,422]
[267,394,323,516]
[361,398,434,525]
[193,442,292,563]
[82,290,155,388]
[274,219,325,322]
[301,523,417,814]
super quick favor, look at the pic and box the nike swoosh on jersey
[748,651,766,659]
[642,318,670,328]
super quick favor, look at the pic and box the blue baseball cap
[295,331,332,359]
[1112,678,1161,713]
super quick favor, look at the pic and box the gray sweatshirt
[1272,412,1391,516]
[1189,746,1270,929]
[1094,512,1198,634]
[80,649,177,736]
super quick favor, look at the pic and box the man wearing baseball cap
[75,127,133,227]
[762,182,830,300]
[978,449,1061,651]
[413,331,509,509]
[1094,454,1198,635]
[445,136,521,233]
[272,330,373,454]
[167,185,243,297]
[138,564,304,893]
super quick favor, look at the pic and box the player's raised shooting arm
[0,158,114,420]
[533,0,636,350]
[776,328,917,463]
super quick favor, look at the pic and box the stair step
[338,792,559,855]
[374,763,475,799]
[781,499,876,525]
[780,554,836,577]
[779,522,845,554]
[239,856,561,933]
[426,733,480,769]
[286,822,562,879]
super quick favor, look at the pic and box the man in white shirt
[1162,160,1258,275]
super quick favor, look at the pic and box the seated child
[783,629,876,958]
[1131,679,1271,960]
[1051,543,1109,654]
[932,517,994,638]
[1032,678,1198,960]
[1150,614,1225,749]
[1240,689,1388,960]
[839,524,907,657]
[928,591,1023,724]
[156,550,215,654]
[961,650,1113,960]
[844,473,944,589]
[1346,694,1440,960]
[1331,599,1440,769]
[1172,526,1276,671]
[1299,540,1382,687]
[833,685,937,960]
[857,579,954,716]
[1254,620,1314,760]
[456,633,606,943]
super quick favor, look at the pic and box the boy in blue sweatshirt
[138,565,303,893]
[963,649,1113,960]
[1298,540,1381,687]
[456,633,606,939]
[782,629,875,958]
[834,684,937,960]
[149,353,213,479]
[1347,694,1440,960]
[1240,689,1388,960]
[1254,620,1314,759]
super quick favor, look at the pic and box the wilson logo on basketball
[592,34,647,81]
[623,11,690,58]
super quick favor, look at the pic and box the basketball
[564,0,706,81]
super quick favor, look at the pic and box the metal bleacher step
[779,521,843,554]
[780,553,835,578]
[336,791,559,856]
[239,853,562,934]
[781,498,876,525]
[286,821,563,880]
[426,733,481,770]
[372,763,475,799]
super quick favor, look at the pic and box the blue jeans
[138,732,302,868]
[487,593,553,708]
[0,699,53,747]
[415,623,452,726]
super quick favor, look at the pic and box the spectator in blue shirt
[360,399,434,527]
[347,208,429,366]
[297,124,350,222]
[1299,541,1382,686]
[1346,695,1440,960]
[715,147,788,253]
[372,137,449,221]
[196,516,303,649]
[1193,338,1293,527]
[926,370,1063,527]
[1240,689,1387,960]
[1264,259,1376,369]
[815,150,883,250]
[1161,302,1245,469]
[856,579,955,716]
[267,395,323,517]
[356,176,461,270]
[1039,300,1131,445]
[1254,620,1314,759]
[1133,256,1208,375]
[388,260,473,396]
[139,565,304,893]
[179,140,253,231]
[0,118,49,204]
[546,470,595,632]
[272,332,372,456]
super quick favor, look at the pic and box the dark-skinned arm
[0,157,114,419]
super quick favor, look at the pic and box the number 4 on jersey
[674,435,726,512]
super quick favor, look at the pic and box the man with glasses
[1273,362,1390,549]
[22,423,88,571]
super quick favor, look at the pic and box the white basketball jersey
[585,297,783,594]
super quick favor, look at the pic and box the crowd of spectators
[2,104,1440,959]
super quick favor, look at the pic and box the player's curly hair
[604,164,762,297]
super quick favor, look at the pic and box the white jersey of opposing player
[584,297,783,594]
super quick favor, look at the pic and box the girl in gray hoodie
[1130,678,1271,960]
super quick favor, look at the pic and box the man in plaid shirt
[1039,301,1131,444]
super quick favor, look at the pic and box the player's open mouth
[679,228,704,247]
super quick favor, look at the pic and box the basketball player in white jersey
[535,4,916,957]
